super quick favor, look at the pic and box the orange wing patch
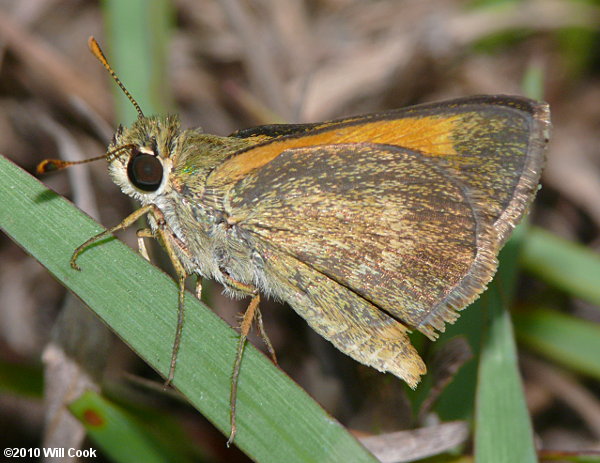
[211,115,461,184]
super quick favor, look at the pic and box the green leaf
[102,0,174,122]
[474,226,537,463]
[0,359,43,398]
[0,155,379,462]
[515,307,600,380]
[69,391,178,463]
[521,227,600,308]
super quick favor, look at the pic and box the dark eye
[127,153,163,191]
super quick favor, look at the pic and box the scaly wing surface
[204,96,549,384]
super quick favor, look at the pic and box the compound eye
[127,152,163,191]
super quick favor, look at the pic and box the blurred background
[0,0,599,462]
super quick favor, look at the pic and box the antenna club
[37,159,66,174]
[88,36,106,64]
[36,147,128,174]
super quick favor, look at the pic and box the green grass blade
[0,155,379,462]
[539,450,600,462]
[0,359,43,398]
[69,391,178,463]
[521,227,600,308]
[515,307,600,380]
[102,0,174,122]
[474,227,537,463]
[521,65,545,101]
[474,292,537,463]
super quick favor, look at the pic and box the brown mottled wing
[226,142,501,386]
[250,236,428,387]
[227,142,498,335]
[211,96,550,249]
[207,96,549,385]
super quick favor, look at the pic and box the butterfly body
[36,38,550,443]
[103,96,550,388]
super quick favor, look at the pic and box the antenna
[37,144,137,174]
[88,36,144,119]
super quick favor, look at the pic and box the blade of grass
[69,391,181,463]
[0,154,379,463]
[539,449,600,462]
[521,227,600,308]
[515,307,600,380]
[0,359,43,398]
[102,0,174,122]
[474,69,549,462]
[474,225,537,463]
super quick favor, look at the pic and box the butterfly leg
[146,214,208,386]
[136,228,154,261]
[71,204,191,386]
[255,308,277,365]
[195,277,203,300]
[70,204,155,270]
[222,274,279,444]
[149,211,190,387]
[136,225,189,384]
[228,291,260,446]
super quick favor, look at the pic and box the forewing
[211,96,549,247]
[206,96,549,339]
[225,143,499,338]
